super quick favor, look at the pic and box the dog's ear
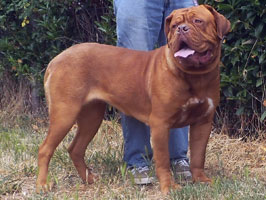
[165,12,174,43]
[204,4,231,40]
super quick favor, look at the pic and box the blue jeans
[114,0,197,167]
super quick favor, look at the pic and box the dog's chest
[176,96,214,126]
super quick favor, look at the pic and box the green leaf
[261,111,266,121]
[236,107,244,116]
[256,78,263,87]
[246,11,254,19]
[242,39,254,45]
[255,23,264,37]
[259,54,266,64]
[218,4,233,11]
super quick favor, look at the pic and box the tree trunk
[31,78,40,114]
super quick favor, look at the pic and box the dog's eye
[194,19,202,24]
[172,24,178,29]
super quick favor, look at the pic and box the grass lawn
[0,115,265,200]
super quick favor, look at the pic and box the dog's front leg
[189,122,212,183]
[150,122,181,194]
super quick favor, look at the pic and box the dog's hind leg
[68,100,106,184]
[36,102,81,193]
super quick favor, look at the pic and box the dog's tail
[43,62,53,113]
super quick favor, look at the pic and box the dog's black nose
[177,24,190,34]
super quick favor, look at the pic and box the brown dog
[37,5,230,194]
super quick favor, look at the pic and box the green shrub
[199,0,265,136]
[0,0,115,108]
[1,0,70,81]
[0,0,264,136]
[0,0,115,76]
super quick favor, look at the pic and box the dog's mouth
[174,41,212,65]
[174,41,195,58]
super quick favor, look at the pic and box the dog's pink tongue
[174,48,195,58]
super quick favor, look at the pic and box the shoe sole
[134,177,155,185]
[175,171,192,182]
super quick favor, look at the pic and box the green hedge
[0,0,114,81]
[0,0,265,136]
[199,0,265,136]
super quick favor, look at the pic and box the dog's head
[165,5,230,74]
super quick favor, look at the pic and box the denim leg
[115,0,194,167]
[161,0,197,162]
[168,127,189,161]
[115,0,165,51]
[115,0,166,168]
[166,0,196,16]
[121,114,153,167]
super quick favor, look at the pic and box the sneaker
[129,166,155,185]
[172,159,192,181]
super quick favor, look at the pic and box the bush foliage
[0,0,115,110]
[0,0,265,136]
[199,0,265,136]
[0,0,115,79]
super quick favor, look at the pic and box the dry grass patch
[0,117,265,199]
[206,133,266,182]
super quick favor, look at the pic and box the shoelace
[132,166,150,174]
[180,160,189,167]
[173,159,189,167]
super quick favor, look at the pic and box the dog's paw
[191,168,212,184]
[36,182,54,193]
[84,167,98,184]
[161,185,170,195]
[161,181,182,195]
[192,173,212,184]
[171,182,182,191]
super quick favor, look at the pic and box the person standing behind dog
[114,0,198,184]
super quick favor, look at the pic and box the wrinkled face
[165,5,230,73]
